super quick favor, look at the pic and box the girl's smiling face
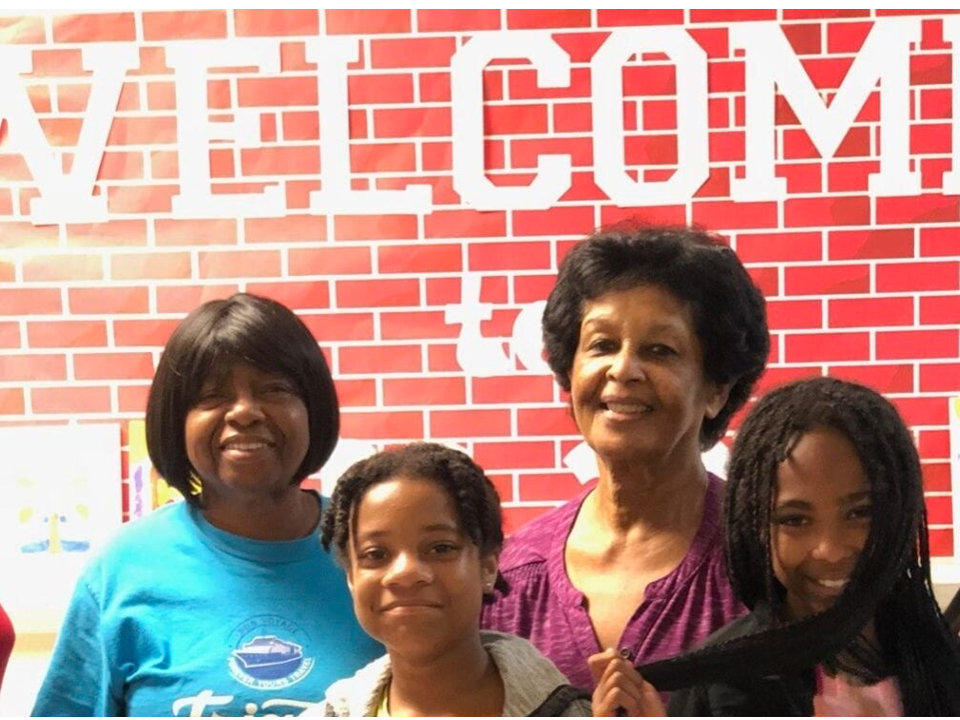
[345,475,498,663]
[770,427,872,620]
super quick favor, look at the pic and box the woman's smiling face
[184,362,310,503]
[569,283,729,470]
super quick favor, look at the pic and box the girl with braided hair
[303,443,591,716]
[591,377,960,716]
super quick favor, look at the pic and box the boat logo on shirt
[227,615,315,690]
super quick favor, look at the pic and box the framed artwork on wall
[0,424,122,632]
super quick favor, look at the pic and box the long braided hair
[638,377,960,714]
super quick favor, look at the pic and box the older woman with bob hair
[481,223,769,691]
[33,293,380,717]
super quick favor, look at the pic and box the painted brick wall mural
[0,10,957,564]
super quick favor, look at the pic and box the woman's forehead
[197,358,291,386]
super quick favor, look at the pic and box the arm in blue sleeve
[32,579,122,717]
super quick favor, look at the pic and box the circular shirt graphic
[227,614,315,690]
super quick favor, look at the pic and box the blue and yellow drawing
[16,476,92,554]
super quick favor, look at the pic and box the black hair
[322,442,504,561]
[145,292,339,506]
[542,222,769,448]
[638,378,960,715]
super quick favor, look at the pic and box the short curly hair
[542,222,769,448]
[322,443,504,562]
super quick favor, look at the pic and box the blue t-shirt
[32,498,381,717]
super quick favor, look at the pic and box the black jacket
[667,608,816,716]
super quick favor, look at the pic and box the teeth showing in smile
[223,441,269,451]
[814,578,848,589]
[604,403,651,414]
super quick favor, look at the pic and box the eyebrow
[774,491,872,510]
[580,317,687,335]
[354,522,461,541]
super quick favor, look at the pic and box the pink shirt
[814,667,904,716]
[480,474,745,690]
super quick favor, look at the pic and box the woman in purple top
[480,223,769,691]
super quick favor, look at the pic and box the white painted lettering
[306,38,431,214]
[592,28,709,204]
[168,40,286,218]
[451,32,572,210]
[0,45,137,224]
[732,19,921,199]
[942,17,960,194]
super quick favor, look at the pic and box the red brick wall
[0,10,957,556]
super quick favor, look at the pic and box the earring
[188,471,203,498]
